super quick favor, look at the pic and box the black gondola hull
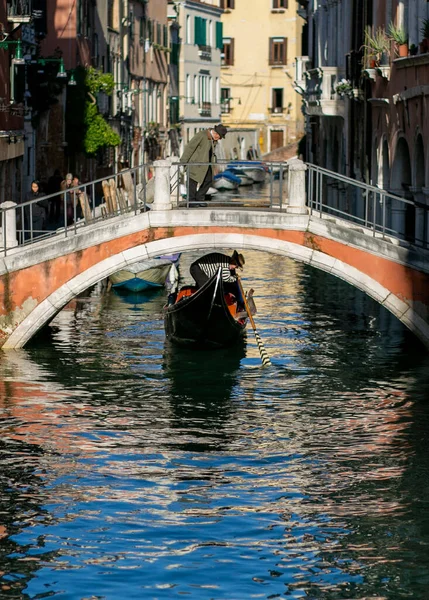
[164,274,246,349]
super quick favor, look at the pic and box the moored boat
[110,258,178,293]
[164,270,248,348]
[213,170,240,190]
[228,168,254,186]
[227,161,267,183]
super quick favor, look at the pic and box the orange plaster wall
[1,226,429,317]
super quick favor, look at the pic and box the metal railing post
[63,191,68,237]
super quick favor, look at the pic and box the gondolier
[180,124,228,204]
[190,250,245,300]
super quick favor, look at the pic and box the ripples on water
[1,250,429,599]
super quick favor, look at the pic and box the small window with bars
[221,87,231,113]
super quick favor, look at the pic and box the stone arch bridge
[1,203,429,349]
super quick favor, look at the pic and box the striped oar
[237,277,271,367]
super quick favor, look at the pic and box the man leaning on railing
[180,124,228,205]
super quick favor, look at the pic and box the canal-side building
[129,0,169,165]
[220,0,304,158]
[296,0,429,246]
[0,0,29,204]
[171,0,223,154]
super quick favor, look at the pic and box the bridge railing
[0,165,151,256]
[307,163,429,247]
[169,159,290,210]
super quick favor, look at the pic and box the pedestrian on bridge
[24,181,49,238]
[180,124,228,205]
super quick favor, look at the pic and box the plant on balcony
[420,19,429,53]
[388,22,408,57]
[335,78,353,97]
[362,26,390,67]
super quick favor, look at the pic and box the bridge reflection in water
[0,253,429,598]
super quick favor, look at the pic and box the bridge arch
[3,232,425,350]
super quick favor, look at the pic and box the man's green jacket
[180,130,217,184]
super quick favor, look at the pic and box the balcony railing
[294,59,346,117]
[221,102,231,114]
[198,45,212,61]
[7,0,32,23]
[198,101,211,116]
[269,107,284,114]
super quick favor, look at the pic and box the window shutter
[201,18,207,46]
[230,0,235,8]
[230,38,235,65]
[216,22,223,49]
[283,38,288,64]
[269,38,274,65]
[163,24,168,47]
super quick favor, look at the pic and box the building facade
[0,0,31,204]
[220,0,304,158]
[128,0,169,165]
[296,0,429,246]
[173,0,223,153]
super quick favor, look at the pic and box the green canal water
[1,249,429,599]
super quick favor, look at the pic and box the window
[272,0,287,8]
[186,15,191,44]
[194,16,207,46]
[220,0,235,9]
[194,75,198,103]
[271,88,284,113]
[222,38,234,66]
[186,75,191,102]
[157,22,161,44]
[269,37,287,65]
[163,24,168,47]
[221,87,231,113]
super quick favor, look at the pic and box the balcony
[198,101,211,117]
[7,0,32,23]
[198,45,212,61]
[294,58,346,117]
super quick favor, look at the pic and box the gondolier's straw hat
[232,250,245,269]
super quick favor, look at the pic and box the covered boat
[227,168,254,186]
[227,161,267,182]
[213,170,240,190]
[164,270,248,348]
[110,258,178,293]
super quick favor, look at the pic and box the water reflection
[1,252,429,599]
[163,342,245,451]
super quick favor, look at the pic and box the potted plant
[389,22,408,57]
[335,79,353,98]
[420,19,429,53]
[363,26,390,67]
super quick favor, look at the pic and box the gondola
[164,270,248,349]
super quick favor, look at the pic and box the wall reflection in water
[1,251,429,599]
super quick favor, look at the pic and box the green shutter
[201,18,207,46]
[216,21,223,50]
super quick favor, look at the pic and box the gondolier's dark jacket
[180,130,217,184]
[193,252,237,283]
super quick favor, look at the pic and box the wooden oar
[237,277,271,367]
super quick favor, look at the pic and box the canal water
[1,249,429,600]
